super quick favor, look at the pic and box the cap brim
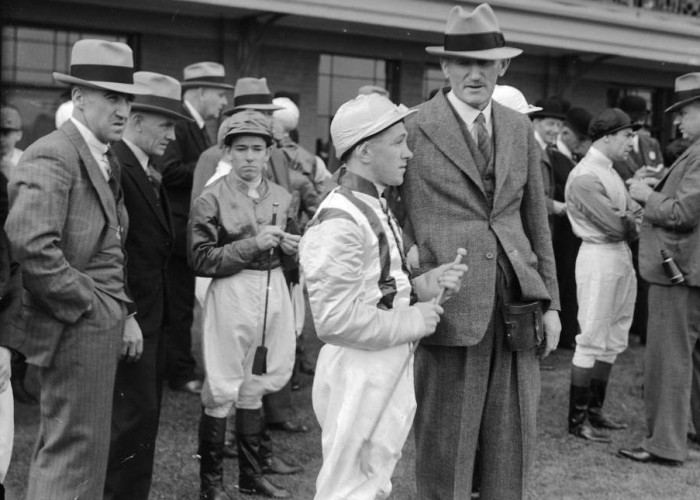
[181,81,235,90]
[131,103,193,122]
[665,95,700,113]
[335,107,418,159]
[53,72,152,95]
[426,46,522,60]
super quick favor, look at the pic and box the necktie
[147,161,162,200]
[105,149,122,203]
[474,113,492,166]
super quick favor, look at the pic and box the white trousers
[573,241,636,368]
[201,268,295,417]
[313,343,416,500]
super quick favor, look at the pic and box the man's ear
[498,59,511,77]
[440,58,451,79]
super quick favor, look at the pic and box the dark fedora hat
[564,107,593,139]
[426,4,522,61]
[131,72,192,121]
[588,108,642,142]
[53,39,150,95]
[529,98,566,121]
[666,73,700,113]
[180,62,234,90]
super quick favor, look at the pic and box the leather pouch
[504,300,543,352]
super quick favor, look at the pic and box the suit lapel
[61,120,117,225]
[417,93,486,195]
[492,101,515,203]
[115,141,171,233]
[655,147,691,192]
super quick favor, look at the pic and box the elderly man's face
[674,101,700,142]
[533,117,563,146]
[73,86,133,143]
[130,112,176,157]
[441,57,509,110]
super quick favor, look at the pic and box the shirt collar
[122,138,150,173]
[70,116,109,159]
[588,146,614,170]
[556,137,573,160]
[446,90,492,129]
[184,99,205,129]
[534,130,548,151]
[336,167,381,199]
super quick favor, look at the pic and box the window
[1,25,132,149]
[316,54,387,166]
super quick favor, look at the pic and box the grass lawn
[5,330,700,499]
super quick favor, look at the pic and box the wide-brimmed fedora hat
[224,77,284,115]
[131,72,192,121]
[529,98,567,121]
[181,62,234,90]
[666,73,700,113]
[588,108,642,142]
[492,85,541,115]
[331,94,416,160]
[426,4,522,60]
[53,39,151,95]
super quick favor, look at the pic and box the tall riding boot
[261,422,303,475]
[568,366,611,443]
[588,361,627,430]
[236,408,290,498]
[11,356,38,405]
[199,411,231,500]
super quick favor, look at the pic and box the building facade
[3,0,700,160]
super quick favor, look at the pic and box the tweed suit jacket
[400,90,559,346]
[113,140,174,335]
[5,120,130,366]
[639,141,700,286]
[157,105,210,257]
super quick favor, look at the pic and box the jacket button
[486,252,494,259]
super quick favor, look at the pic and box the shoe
[618,447,682,466]
[239,475,290,498]
[589,375,627,430]
[569,422,612,443]
[588,412,628,430]
[198,412,232,499]
[268,420,309,433]
[262,455,303,475]
[173,379,203,394]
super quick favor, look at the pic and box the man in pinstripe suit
[5,39,149,499]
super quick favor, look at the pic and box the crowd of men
[1,2,699,500]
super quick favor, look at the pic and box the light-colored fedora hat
[426,4,522,60]
[131,72,192,121]
[181,62,234,90]
[492,85,541,115]
[53,39,151,94]
[225,77,284,115]
[331,93,416,160]
[666,73,700,113]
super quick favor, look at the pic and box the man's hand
[280,233,301,255]
[412,262,468,303]
[626,178,654,204]
[552,200,567,216]
[414,301,444,336]
[541,309,561,359]
[121,316,143,363]
[0,347,12,393]
[255,226,284,251]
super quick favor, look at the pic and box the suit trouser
[414,268,540,500]
[27,294,124,500]
[642,284,700,462]
[165,254,197,387]
[104,327,166,500]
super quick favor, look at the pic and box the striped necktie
[147,161,162,200]
[474,112,492,166]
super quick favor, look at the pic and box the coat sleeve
[5,147,95,323]
[643,154,700,232]
[522,129,560,310]
[188,194,261,278]
[300,217,426,350]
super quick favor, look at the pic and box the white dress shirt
[70,117,110,181]
[446,90,493,144]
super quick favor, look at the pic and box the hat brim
[131,103,193,122]
[181,81,234,90]
[426,46,522,60]
[336,108,418,159]
[530,111,566,121]
[593,123,642,141]
[524,106,543,115]
[53,72,152,95]
[665,95,700,113]
[224,103,285,116]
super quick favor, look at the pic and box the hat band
[443,31,505,52]
[674,88,700,103]
[184,76,227,84]
[133,94,182,113]
[71,64,133,84]
[234,94,273,107]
